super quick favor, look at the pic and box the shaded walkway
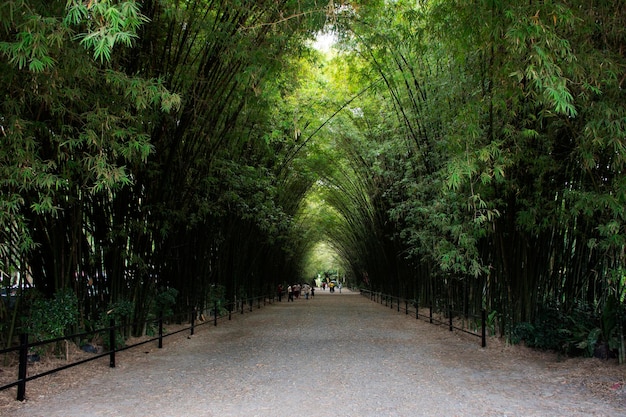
[4,289,624,416]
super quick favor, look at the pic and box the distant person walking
[287,285,294,302]
[277,284,283,302]
[294,283,301,299]
[303,284,311,299]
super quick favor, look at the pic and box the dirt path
[2,289,625,416]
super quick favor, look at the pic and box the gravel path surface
[4,289,625,416]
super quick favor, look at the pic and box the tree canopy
[1,0,624,361]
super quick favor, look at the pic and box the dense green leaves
[66,0,148,62]
[28,288,79,341]
[1,0,330,346]
[309,0,626,358]
[1,0,624,361]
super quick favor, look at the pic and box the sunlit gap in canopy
[303,240,346,286]
[311,30,337,53]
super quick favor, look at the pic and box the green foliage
[65,0,149,63]
[152,287,178,319]
[326,0,626,356]
[2,0,624,363]
[510,321,535,346]
[27,289,79,355]
[106,299,135,322]
[510,301,607,357]
[97,299,134,349]
[565,302,602,357]
[602,295,617,334]
[601,294,625,357]
[487,310,499,336]
[0,1,184,342]
[207,285,228,316]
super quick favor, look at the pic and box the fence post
[17,333,28,401]
[109,318,116,367]
[429,304,433,324]
[189,307,196,336]
[481,309,487,348]
[214,301,218,326]
[405,300,408,315]
[449,305,453,331]
[158,314,164,348]
[397,297,400,312]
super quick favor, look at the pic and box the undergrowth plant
[510,299,624,359]
[27,289,79,357]
[97,299,134,350]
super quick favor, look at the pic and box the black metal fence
[0,294,273,401]
[359,289,486,348]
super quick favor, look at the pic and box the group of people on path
[276,280,344,302]
[276,283,314,302]
[320,281,341,293]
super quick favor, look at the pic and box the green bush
[486,310,499,336]
[27,289,79,356]
[152,286,178,319]
[207,284,227,316]
[97,299,134,350]
[142,287,179,336]
[510,300,602,357]
[510,321,535,345]
[599,295,625,361]
[564,300,600,356]
[28,289,79,340]
[533,302,570,351]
